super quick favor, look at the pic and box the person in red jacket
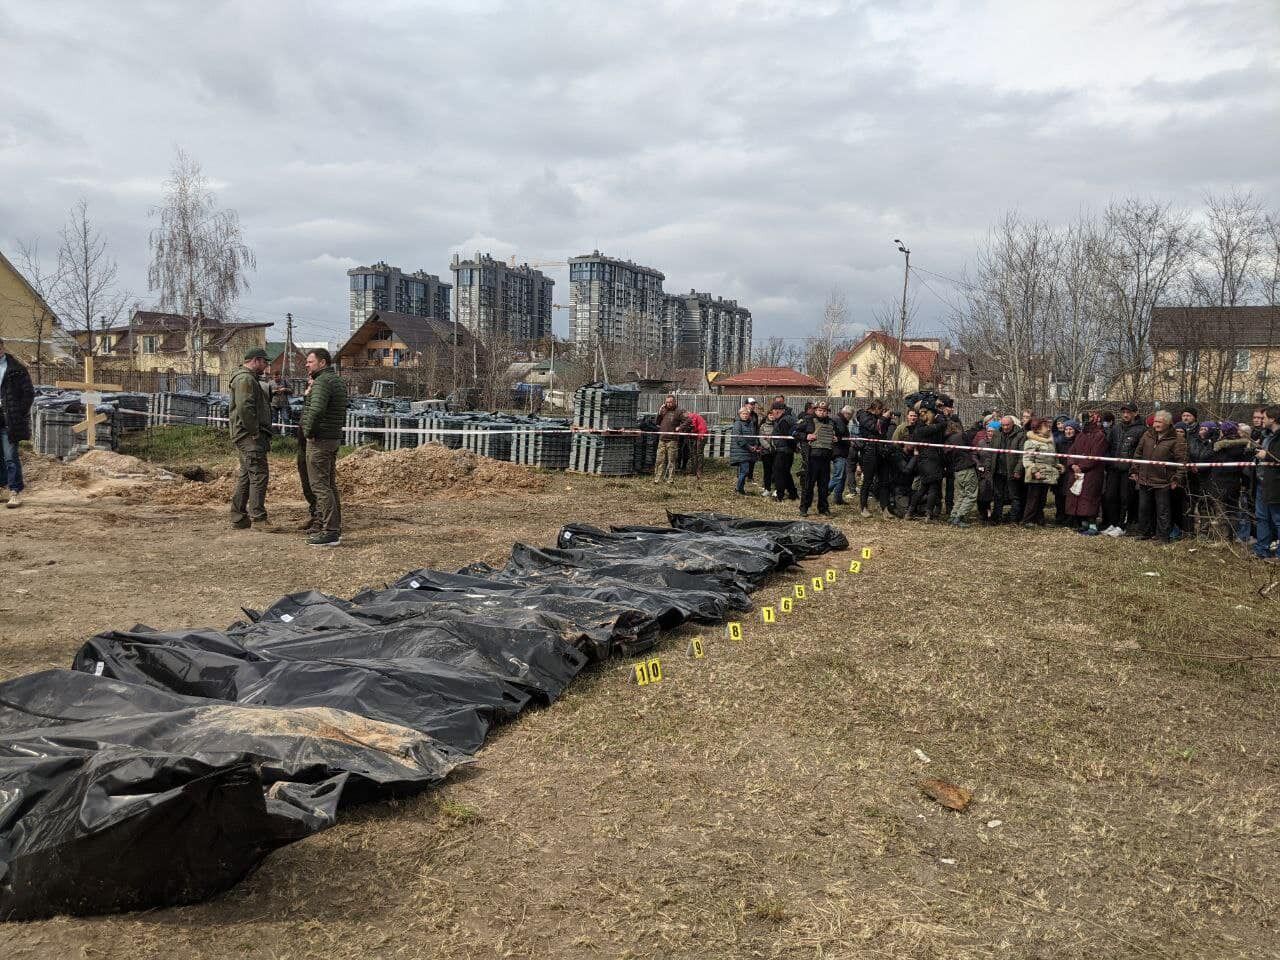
[685,411,709,479]
[1064,413,1109,535]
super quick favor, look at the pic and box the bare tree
[10,239,62,383]
[1187,190,1267,407]
[1255,213,1280,402]
[872,295,921,402]
[54,198,128,361]
[950,213,1059,412]
[753,336,803,369]
[1047,215,1109,411]
[148,148,256,375]
[1095,197,1192,405]
[804,288,855,389]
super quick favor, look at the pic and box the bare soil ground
[2,446,1277,959]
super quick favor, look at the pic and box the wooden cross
[55,355,122,450]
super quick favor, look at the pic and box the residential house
[265,341,307,378]
[713,365,825,397]
[72,310,272,377]
[826,333,942,398]
[336,310,475,370]
[1150,305,1280,407]
[0,248,77,370]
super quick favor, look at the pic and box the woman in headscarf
[1206,421,1250,541]
[1064,413,1109,535]
[1020,418,1061,526]
[1054,420,1078,525]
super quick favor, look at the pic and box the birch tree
[54,199,128,359]
[148,148,256,375]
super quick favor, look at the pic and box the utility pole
[894,240,910,400]
[193,297,205,379]
[284,312,294,378]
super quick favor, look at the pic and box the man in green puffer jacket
[228,348,273,529]
[301,348,348,546]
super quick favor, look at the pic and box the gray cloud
[1,0,1277,347]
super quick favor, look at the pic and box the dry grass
[1,455,1277,959]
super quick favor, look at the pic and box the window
[367,348,381,361]
[841,389,856,398]
[849,363,857,376]
[96,335,112,353]
[142,335,158,354]
[191,335,203,352]
[1178,349,1199,372]
[1235,349,1251,372]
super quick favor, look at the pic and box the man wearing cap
[228,347,273,529]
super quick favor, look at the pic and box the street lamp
[892,240,910,399]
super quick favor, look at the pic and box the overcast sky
[2,0,1277,347]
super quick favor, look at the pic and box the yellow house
[0,248,78,372]
[1150,305,1280,408]
[825,332,941,398]
[72,310,272,378]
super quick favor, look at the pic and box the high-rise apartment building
[347,261,452,333]
[662,290,753,372]
[568,251,666,357]
[450,253,554,343]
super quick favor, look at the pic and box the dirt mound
[336,445,546,500]
[23,450,177,500]
[142,443,546,506]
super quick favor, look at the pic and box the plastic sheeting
[0,512,845,921]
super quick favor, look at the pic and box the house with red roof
[826,332,943,398]
[713,365,825,396]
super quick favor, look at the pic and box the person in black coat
[0,339,35,508]
[906,406,947,519]
[856,401,891,516]
[767,403,799,502]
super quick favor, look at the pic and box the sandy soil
[1,453,1276,959]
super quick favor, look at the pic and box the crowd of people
[702,392,1280,558]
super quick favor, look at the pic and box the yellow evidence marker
[794,584,807,600]
[688,637,705,659]
[861,547,873,559]
[762,606,776,623]
[633,658,663,685]
[780,597,794,614]
[811,576,824,592]
[727,622,743,641]
[825,569,837,583]
[849,560,862,574]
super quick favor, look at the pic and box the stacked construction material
[0,512,845,921]
[509,418,572,470]
[705,423,734,459]
[346,410,391,446]
[32,404,114,457]
[459,421,513,461]
[570,432,639,476]
[106,392,151,435]
[149,391,210,426]
[632,421,660,473]
[386,414,425,450]
[571,383,640,431]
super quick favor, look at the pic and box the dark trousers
[735,460,752,493]
[297,432,317,519]
[1022,483,1050,524]
[991,474,1024,524]
[908,477,942,518]
[305,437,341,533]
[801,454,832,513]
[1052,483,1070,524]
[944,472,955,514]
[772,450,798,500]
[230,437,269,523]
[760,453,775,492]
[1102,470,1126,529]
[1138,485,1173,539]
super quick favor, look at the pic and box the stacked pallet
[705,423,734,459]
[571,384,639,431]
[459,422,513,461]
[149,392,209,426]
[509,420,572,470]
[31,404,114,457]
[570,433,639,476]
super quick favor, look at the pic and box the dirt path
[2,463,1276,959]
